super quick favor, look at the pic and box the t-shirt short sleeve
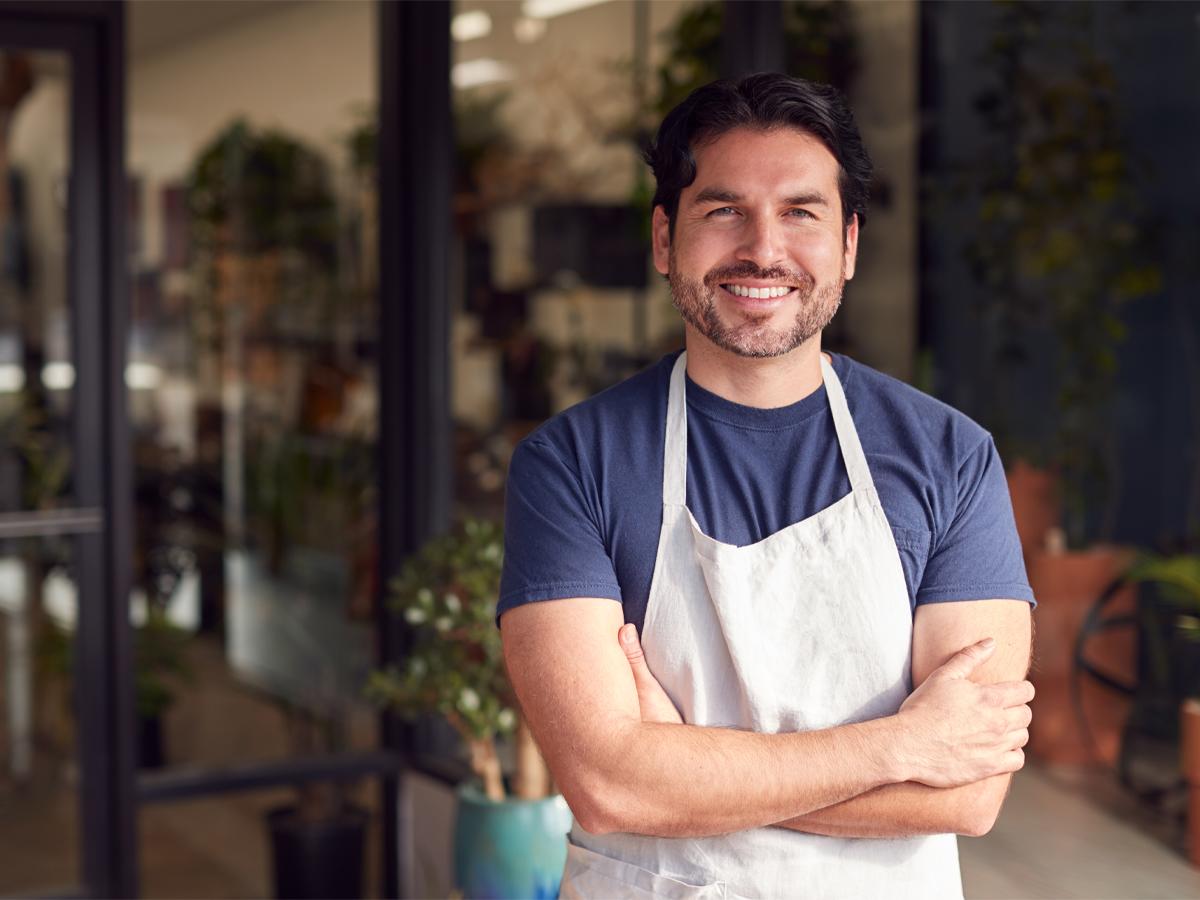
[497,438,623,626]
[915,436,1036,607]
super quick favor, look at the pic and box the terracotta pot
[1183,699,1200,866]
[1006,459,1061,557]
[1026,545,1137,765]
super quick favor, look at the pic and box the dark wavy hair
[642,73,873,238]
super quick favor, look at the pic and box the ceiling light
[41,361,75,391]
[125,362,163,391]
[522,0,612,19]
[452,58,515,90]
[0,364,24,393]
[513,17,547,43]
[452,10,492,42]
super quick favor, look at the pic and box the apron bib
[561,352,963,899]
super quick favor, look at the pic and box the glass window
[126,1,380,894]
[0,48,82,897]
[449,0,707,523]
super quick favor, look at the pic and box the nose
[735,212,787,270]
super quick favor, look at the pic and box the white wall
[128,0,376,270]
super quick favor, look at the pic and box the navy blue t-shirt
[498,350,1035,632]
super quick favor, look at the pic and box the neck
[683,326,829,409]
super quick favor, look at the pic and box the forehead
[687,126,840,198]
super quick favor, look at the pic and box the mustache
[702,262,814,288]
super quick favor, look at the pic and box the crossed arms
[500,596,1032,839]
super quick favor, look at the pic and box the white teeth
[725,284,792,299]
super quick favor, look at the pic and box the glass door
[0,9,135,898]
[0,45,90,899]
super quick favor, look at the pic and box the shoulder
[836,354,992,467]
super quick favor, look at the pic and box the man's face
[652,127,859,359]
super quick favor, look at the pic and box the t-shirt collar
[677,350,849,431]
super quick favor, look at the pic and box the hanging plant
[187,118,337,267]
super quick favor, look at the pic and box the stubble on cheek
[666,249,845,359]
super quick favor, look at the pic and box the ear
[842,213,860,281]
[651,206,671,276]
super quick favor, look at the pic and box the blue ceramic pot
[452,783,573,899]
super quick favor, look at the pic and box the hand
[896,638,1033,788]
[619,624,684,725]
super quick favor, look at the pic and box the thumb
[934,637,996,680]
[619,624,653,682]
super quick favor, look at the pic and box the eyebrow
[690,187,831,208]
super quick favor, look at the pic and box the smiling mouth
[719,283,797,300]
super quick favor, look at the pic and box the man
[498,74,1035,899]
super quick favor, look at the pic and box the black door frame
[0,2,134,897]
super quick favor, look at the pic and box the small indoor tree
[367,518,550,802]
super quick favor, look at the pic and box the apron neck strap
[663,351,876,508]
[664,353,689,506]
[820,354,874,494]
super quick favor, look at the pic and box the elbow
[957,805,1000,838]
[556,767,629,836]
[552,723,649,836]
[955,778,1009,837]
[573,804,620,836]
[565,784,617,835]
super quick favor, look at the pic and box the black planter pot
[137,714,165,769]
[265,804,368,900]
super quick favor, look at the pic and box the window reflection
[450,1,711,520]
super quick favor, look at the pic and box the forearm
[774,773,1012,839]
[579,715,908,838]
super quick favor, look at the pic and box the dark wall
[919,0,1200,550]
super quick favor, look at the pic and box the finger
[619,624,655,686]
[986,680,1036,708]
[932,638,996,680]
[1004,704,1033,730]
[1001,748,1025,774]
[1008,727,1030,749]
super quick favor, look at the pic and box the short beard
[667,251,845,359]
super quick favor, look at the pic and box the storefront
[7,0,1200,896]
[0,2,919,896]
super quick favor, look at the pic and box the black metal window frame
[0,1,135,897]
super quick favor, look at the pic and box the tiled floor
[960,764,1200,899]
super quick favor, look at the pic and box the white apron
[560,352,963,899]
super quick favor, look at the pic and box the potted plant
[1123,553,1200,864]
[132,607,193,768]
[367,518,572,899]
[961,1,1161,764]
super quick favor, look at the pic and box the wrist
[858,714,914,786]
